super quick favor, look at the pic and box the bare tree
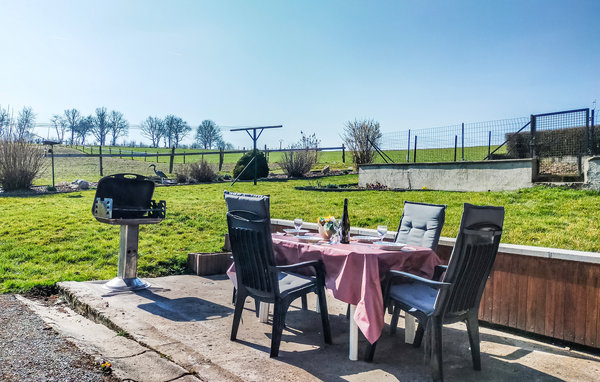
[342,119,382,165]
[195,120,221,149]
[0,106,12,138]
[16,106,36,141]
[163,115,191,148]
[76,116,94,145]
[91,107,110,146]
[51,114,67,143]
[141,116,163,148]
[63,108,81,145]
[108,110,129,146]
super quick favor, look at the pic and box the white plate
[377,242,406,251]
[283,228,308,235]
[297,235,322,243]
[353,235,380,243]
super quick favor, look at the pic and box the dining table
[227,232,442,360]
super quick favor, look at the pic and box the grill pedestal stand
[104,224,150,291]
[93,217,164,292]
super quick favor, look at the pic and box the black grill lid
[93,173,156,219]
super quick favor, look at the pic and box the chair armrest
[388,270,451,290]
[433,264,448,281]
[275,260,325,278]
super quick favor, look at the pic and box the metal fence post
[454,135,457,161]
[219,147,224,171]
[461,123,464,161]
[592,110,596,155]
[342,144,345,163]
[488,131,492,158]
[169,146,175,173]
[585,109,591,155]
[413,136,417,163]
[99,146,103,176]
[530,114,536,158]
[407,129,411,162]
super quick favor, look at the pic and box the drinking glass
[294,218,303,235]
[377,225,388,242]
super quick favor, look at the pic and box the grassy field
[37,146,349,184]
[1,170,600,293]
[39,144,506,185]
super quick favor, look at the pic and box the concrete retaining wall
[358,159,533,192]
[584,156,600,190]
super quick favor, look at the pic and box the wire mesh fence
[379,117,529,163]
[378,109,596,179]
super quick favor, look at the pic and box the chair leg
[230,290,247,341]
[254,299,261,318]
[365,340,377,362]
[430,316,444,382]
[413,322,425,348]
[466,311,481,371]
[232,287,236,304]
[301,295,308,310]
[270,300,290,358]
[316,288,332,344]
[389,304,401,335]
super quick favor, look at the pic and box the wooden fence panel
[270,222,600,349]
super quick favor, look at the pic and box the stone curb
[16,295,200,382]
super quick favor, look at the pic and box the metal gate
[531,108,591,181]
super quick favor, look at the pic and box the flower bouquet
[318,216,339,240]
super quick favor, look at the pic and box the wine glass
[377,225,387,243]
[294,218,303,235]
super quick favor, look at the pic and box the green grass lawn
[37,146,350,184]
[1,173,599,293]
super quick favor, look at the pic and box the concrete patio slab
[54,275,600,382]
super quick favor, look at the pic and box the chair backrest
[395,201,446,250]
[434,203,504,317]
[224,190,270,220]
[226,210,279,299]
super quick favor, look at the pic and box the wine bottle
[341,198,350,244]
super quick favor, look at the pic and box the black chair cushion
[278,272,315,298]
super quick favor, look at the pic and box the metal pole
[461,123,464,161]
[585,109,591,155]
[530,115,536,158]
[253,129,257,185]
[51,145,55,187]
[454,135,457,162]
[413,136,417,163]
[407,129,411,162]
[488,131,492,158]
[99,145,103,176]
[342,144,345,163]
[592,110,596,155]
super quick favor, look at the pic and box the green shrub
[233,150,269,180]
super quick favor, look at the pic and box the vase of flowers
[318,216,338,240]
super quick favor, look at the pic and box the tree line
[0,105,232,149]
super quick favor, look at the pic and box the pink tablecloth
[271,235,440,344]
[227,234,441,344]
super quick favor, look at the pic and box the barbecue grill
[92,173,166,291]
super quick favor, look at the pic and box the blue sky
[0,0,598,148]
